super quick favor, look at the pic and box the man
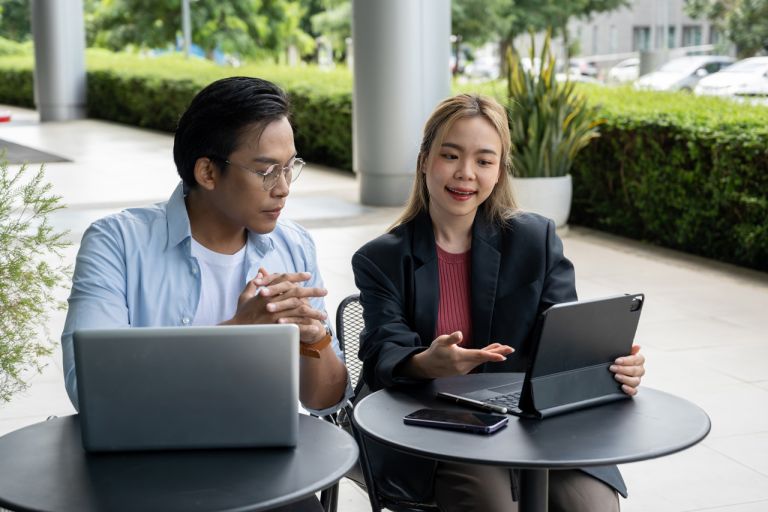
[61,76,351,418]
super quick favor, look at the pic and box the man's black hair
[173,76,291,189]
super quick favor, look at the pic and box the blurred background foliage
[0,0,766,268]
[0,0,635,64]
[1,0,767,64]
[0,0,768,62]
[685,0,768,58]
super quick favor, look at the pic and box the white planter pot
[512,175,573,228]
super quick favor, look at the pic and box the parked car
[555,70,602,84]
[634,56,735,92]
[607,58,640,83]
[694,56,768,100]
[464,56,500,80]
[569,58,599,78]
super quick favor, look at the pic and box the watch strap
[300,330,332,358]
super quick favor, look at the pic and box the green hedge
[570,86,768,271]
[1,49,766,270]
[0,55,34,108]
[0,49,354,169]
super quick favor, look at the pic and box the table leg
[520,468,548,512]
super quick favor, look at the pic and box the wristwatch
[300,324,332,359]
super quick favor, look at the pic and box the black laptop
[456,293,644,419]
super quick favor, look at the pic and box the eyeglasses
[218,157,305,191]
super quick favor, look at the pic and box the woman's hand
[403,331,514,379]
[610,344,646,396]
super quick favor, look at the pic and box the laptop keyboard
[486,391,522,410]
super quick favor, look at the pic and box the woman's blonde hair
[390,93,517,230]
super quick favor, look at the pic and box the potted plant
[0,159,70,403]
[506,30,603,228]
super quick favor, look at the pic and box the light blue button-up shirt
[62,183,351,415]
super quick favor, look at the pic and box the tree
[259,0,315,62]
[451,0,507,47]
[451,0,628,74]
[88,0,315,61]
[309,0,350,61]
[0,0,30,42]
[496,0,629,49]
[686,0,768,57]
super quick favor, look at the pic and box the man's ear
[193,157,218,191]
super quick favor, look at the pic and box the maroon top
[435,245,472,347]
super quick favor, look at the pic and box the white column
[31,0,87,122]
[352,0,451,206]
[182,0,192,58]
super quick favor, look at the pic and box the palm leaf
[505,29,602,178]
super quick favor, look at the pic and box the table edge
[353,386,711,469]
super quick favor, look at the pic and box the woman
[351,94,646,511]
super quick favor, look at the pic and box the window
[633,27,650,51]
[682,26,703,47]
[610,25,617,53]
[655,26,677,49]
[668,26,677,48]
[709,27,723,45]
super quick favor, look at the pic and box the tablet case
[517,293,644,418]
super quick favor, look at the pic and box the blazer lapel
[412,212,439,346]
[470,212,501,348]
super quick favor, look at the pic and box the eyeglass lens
[263,160,304,190]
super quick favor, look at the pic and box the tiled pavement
[1,105,767,511]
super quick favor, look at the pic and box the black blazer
[352,210,627,501]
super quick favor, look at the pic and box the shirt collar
[165,181,276,255]
[246,227,276,257]
[165,182,192,250]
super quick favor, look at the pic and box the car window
[704,63,720,73]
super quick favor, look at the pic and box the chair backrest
[335,293,364,391]
[334,293,439,512]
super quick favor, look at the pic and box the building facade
[570,0,719,57]
[512,0,727,66]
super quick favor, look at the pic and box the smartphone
[403,408,509,435]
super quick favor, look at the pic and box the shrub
[0,160,70,402]
[0,55,34,108]
[570,86,768,271]
[84,51,355,168]
[0,36,30,57]
[0,50,354,166]
[1,51,766,270]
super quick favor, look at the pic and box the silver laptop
[73,324,299,452]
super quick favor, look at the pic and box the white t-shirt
[190,238,247,326]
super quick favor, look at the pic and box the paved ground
[1,104,767,512]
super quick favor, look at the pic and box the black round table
[353,373,711,512]
[0,414,358,512]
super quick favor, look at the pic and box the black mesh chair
[317,294,366,512]
[334,294,438,512]
[335,294,365,391]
